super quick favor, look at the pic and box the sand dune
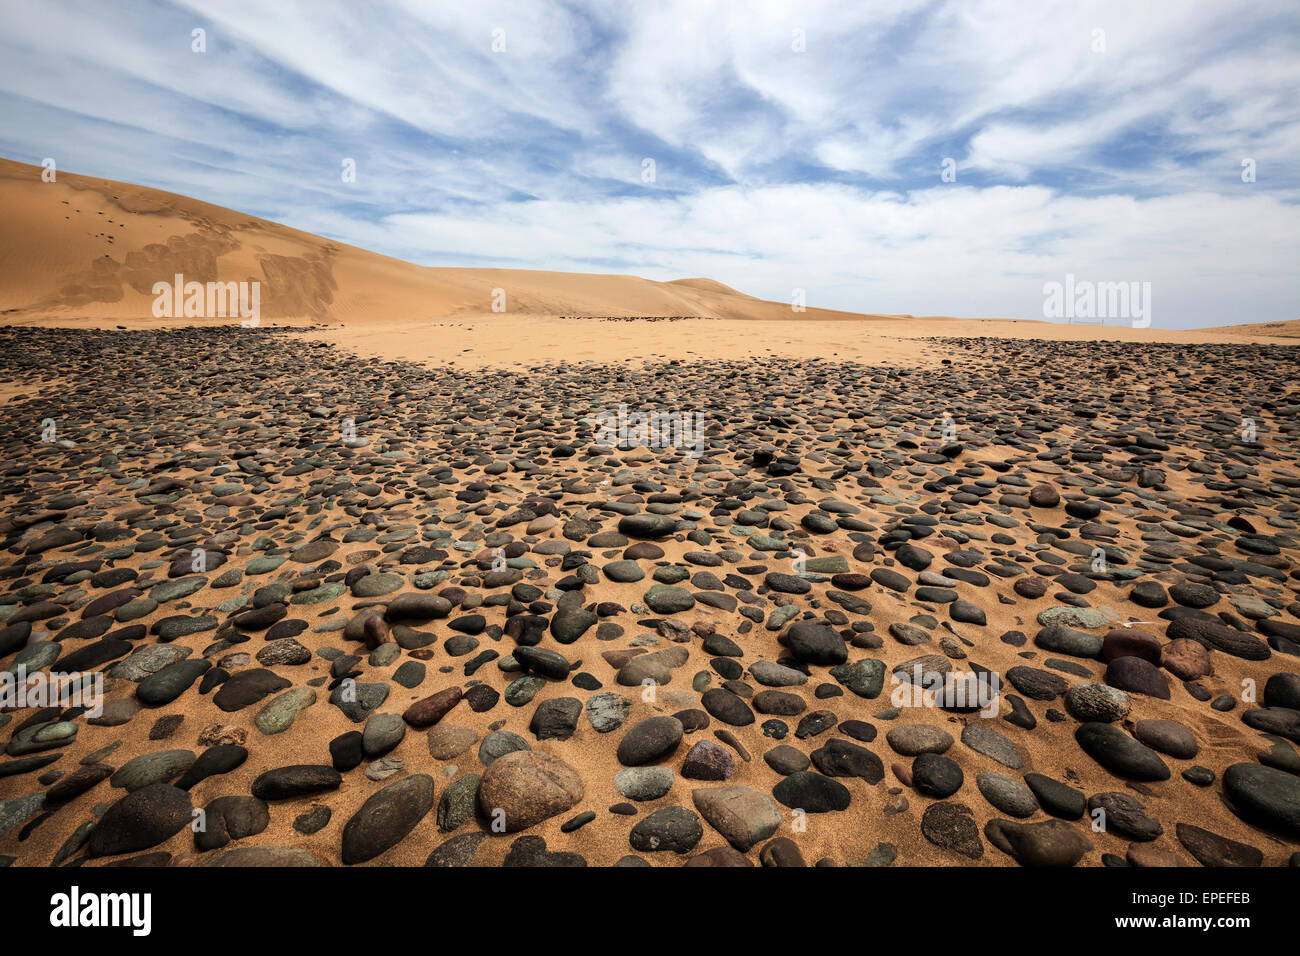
[0,157,891,327]
[1210,319,1300,338]
[6,156,1292,346]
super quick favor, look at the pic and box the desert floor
[0,321,1297,868]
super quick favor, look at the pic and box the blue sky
[1,0,1296,327]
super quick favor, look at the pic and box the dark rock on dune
[779,621,847,665]
[1175,823,1262,867]
[773,771,851,812]
[1075,723,1170,781]
[921,802,983,859]
[1104,656,1170,700]
[88,784,192,857]
[251,765,342,800]
[1222,763,1300,837]
[985,818,1091,867]
[342,774,436,864]
[629,806,703,853]
[617,715,685,767]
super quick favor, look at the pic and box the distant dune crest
[0,158,885,327]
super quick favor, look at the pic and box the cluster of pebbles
[0,325,1298,868]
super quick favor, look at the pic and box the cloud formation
[1,0,1295,327]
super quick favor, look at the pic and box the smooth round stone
[254,687,317,735]
[752,689,805,715]
[251,765,343,800]
[986,818,1089,866]
[772,771,852,812]
[476,751,584,833]
[617,716,684,766]
[1223,763,1300,837]
[750,660,809,687]
[1128,581,1167,607]
[342,773,436,864]
[949,601,986,625]
[427,725,478,760]
[110,750,196,792]
[1064,682,1130,723]
[513,646,571,680]
[174,745,248,790]
[886,725,954,756]
[780,621,848,665]
[1034,625,1103,658]
[1024,773,1086,819]
[701,688,755,727]
[976,772,1038,818]
[214,668,291,712]
[478,731,531,765]
[293,805,332,835]
[643,585,695,614]
[1101,629,1162,664]
[351,572,404,597]
[602,560,645,583]
[88,698,140,728]
[1037,606,1108,629]
[549,605,597,643]
[362,712,408,757]
[5,720,78,755]
[1133,719,1198,759]
[629,806,703,853]
[88,784,192,857]
[912,753,964,797]
[618,514,678,538]
[1074,723,1170,781]
[1104,656,1170,699]
[1264,673,1300,711]
[763,745,811,775]
[614,766,675,801]
[691,785,782,852]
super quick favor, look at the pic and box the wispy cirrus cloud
[0,0,1295,326]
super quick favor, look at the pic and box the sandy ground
[296,314,1300,370]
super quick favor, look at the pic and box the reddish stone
[402,686,463,727]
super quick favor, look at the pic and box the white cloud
[0,0,1295,326]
